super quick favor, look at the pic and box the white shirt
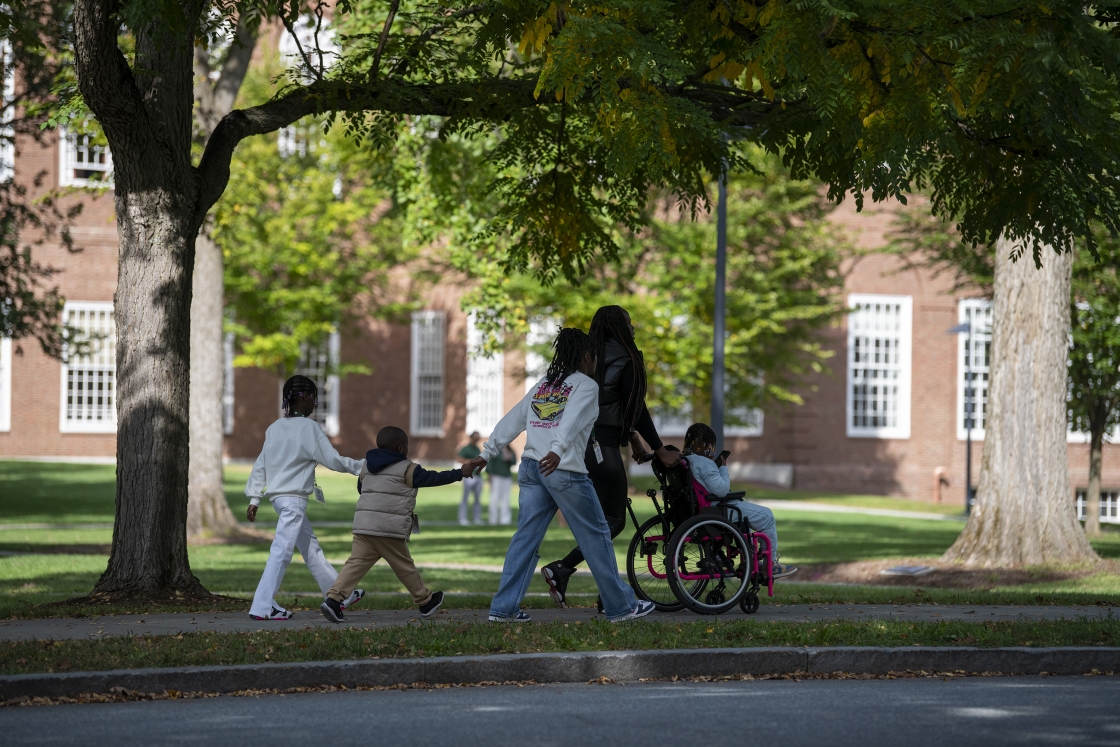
[245,417,364,506]
[481,372,599,474]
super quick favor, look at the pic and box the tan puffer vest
[353,459,418,540]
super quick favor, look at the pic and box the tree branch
[72,0,148,142]
[369,0,400,83]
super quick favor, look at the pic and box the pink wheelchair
[624,452,774,615]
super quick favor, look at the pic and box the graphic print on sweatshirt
[529,381,573,429]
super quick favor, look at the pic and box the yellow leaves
[746,61,775,100]
[704,54,746,84]
[519,3,561,58]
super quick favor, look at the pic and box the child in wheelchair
[682,423,798,579]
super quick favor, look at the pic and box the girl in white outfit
[245,375,365,620]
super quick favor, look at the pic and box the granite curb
[3,647,1118,701]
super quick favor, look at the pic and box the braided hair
[545,328,592,385]
[282,374,318,417]
[683,422,717,459]
[588,305,646,431]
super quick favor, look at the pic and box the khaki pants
[327,534,432,607]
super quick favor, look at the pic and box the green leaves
[1068,228,1120,440]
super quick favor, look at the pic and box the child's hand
[246,505,258,523]
[463,457,487,478]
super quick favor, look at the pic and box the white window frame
[59,301,116,433]
[654,403,763,438]
[0,40,14,183]
[287,332,340,437]
[465,314,503,436]
[410,310,446,437]
[1076,489,1120,525]
[0,337,11,432]
[222,332,235,435]
[957,299,993,440]
[846,294,913,439]
[58,128,113,188]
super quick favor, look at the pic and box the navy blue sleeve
[412,464,463,488]
[357,476,363,494]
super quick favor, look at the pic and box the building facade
[2,104,1118,518]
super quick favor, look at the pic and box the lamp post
[948,321,974,515]
[711,172,728,453]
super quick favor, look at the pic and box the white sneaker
[249,606,292,621]
[611,599,656,623]
[341,589,365,610]
[488,609,531,622]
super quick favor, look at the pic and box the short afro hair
[376,425,409,451]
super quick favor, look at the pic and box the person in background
[487,444,517,525]
[458,430,484,525]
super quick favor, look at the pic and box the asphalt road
[3,676,1119,746]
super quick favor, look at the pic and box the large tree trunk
[1084,426,1104,537]
[187,232,239,538]
[75,3,208,598]
[186,22,257,540]
[943,237,1098,567]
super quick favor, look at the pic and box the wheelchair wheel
[740,592,760,615]
[626,516,689,612]
[666,514,750,615]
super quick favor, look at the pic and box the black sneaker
[419,590,444,618]
[320,597,344,623]
[541,560,575,608]
[596,595,604,614]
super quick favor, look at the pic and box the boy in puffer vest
[320,425,474,622]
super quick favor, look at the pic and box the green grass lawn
[4,460,1120,618]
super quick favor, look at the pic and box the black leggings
[559,439,628,569]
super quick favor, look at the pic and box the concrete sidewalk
[1,604,1111,642]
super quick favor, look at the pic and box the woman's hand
[246,505,258,523]
[538,451,561,476]
[628,433,648,462]
[655,446,680,467]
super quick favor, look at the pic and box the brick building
[2,70,1117,519]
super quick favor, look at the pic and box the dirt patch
[795,558,1119,589]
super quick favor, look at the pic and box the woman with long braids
[244,375,367,620]
[541,305,678,608]
[466,328,655,622]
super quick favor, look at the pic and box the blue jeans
[490,459,639,620]
[728,500,778,553]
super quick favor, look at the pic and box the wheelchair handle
[636,452,657,464]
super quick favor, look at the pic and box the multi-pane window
[1,40,14,183]
[465,314,503,436]
[1076,489,1120,525]
[60,302,116,433]
[0,337,11,432]
[653,402,763,438]
[290,332,340,437]
[846,294,912,439]
[58,130,113,187]
[957,299,992,440]
[410,311,446,436]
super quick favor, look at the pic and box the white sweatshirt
[481,372,599,474]
[245,417,364,506]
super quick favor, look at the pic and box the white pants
[249,495,338,618]
[459,476,483,524]
[489,475,512,525]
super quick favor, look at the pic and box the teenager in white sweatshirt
[244,375,366,620]
[465,328,656,623]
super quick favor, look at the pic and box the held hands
[538,451,561,476]
[246,504,258,523]
[463,457,487,478]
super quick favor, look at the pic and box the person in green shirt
[457,431,483,525]
[487,444,518,525]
